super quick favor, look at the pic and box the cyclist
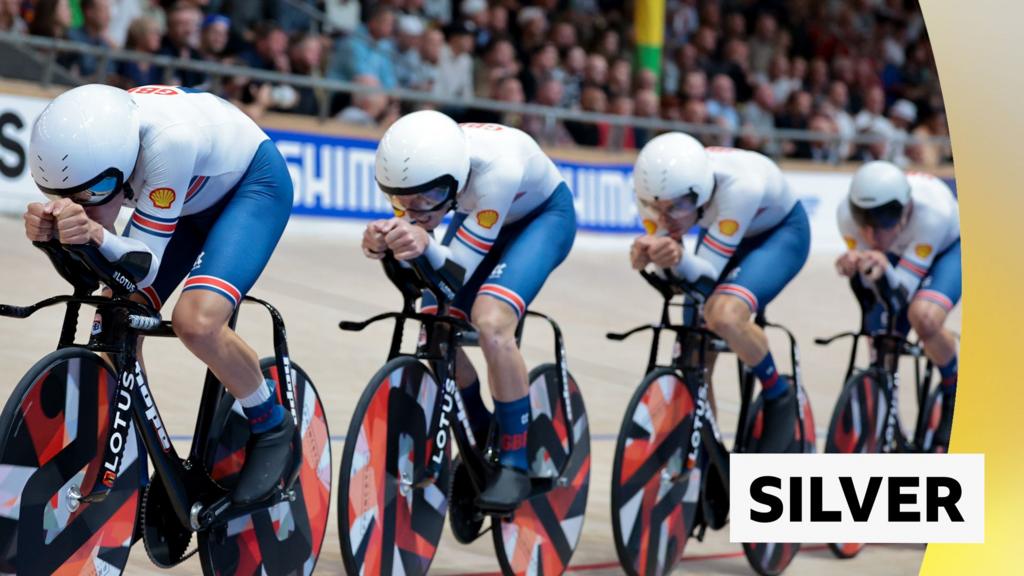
[630,132,810,453]
[22,84,295,505]
[361,111,576,512]
[836,161,960,448]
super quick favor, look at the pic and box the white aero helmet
[633,132,715,218]
[30,84,140,206]
[848,160,911,229]
[375,110,470,214]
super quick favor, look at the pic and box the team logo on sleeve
[844,236,857,250]
[915,243,933,258]
[718,219,740,236]
[642,218,657,235]
[149,188,176,209]
[477,210,499,229]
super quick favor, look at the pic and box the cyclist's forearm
[98,229,159,287]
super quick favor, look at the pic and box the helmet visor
[850,198,905,230]
[379,174,458,214]
[639,192,699,220]
[38,168,124,207]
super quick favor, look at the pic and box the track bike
[608,270,816,576]
[337,255,590,575]
[818,275,949,559]
[0,240,331,574]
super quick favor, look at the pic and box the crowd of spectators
[0,0,951,166]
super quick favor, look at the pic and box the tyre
[338,356,450,576]
[197,358,332,575]
[493,363,590,576]
[610,368,699,576]
[0,348,143,574]
[823,369,888,560]
[740,384,816,575]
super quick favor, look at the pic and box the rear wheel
[338,356,450,576]
[740,384,816,575]
[0,348,143,575]
[493,363,590,576]
[610,368,698,576]
[197,358,332,575]
[824,369,888,560]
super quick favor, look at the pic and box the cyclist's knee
[472,298,519,354]
[172,293,232,348]
[908,299,947,339]
[705,295,751,339]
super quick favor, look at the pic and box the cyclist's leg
[908,241,961,444]
[473,183,576,508]
[169,140,294,504]
[705,202,810,451]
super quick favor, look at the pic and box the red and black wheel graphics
[611,368,698,576]
[916,389,947,454]
[339,356,451,576]
[198,358,332,576]
[494,364,590,576]
[823,369,886,560]
[0,348,143,575]
[740,385,816,576]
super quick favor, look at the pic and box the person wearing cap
[362,111,577,512]
[837,161,961,450]
[198,14,230,62]
[887,98,918,166]
[630,133,811,454]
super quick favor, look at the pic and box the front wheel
[823,369,888,560]
[610,368,699,576]
[338,356,451,576]
[493,363,590,576]
[740,384,816,575]
[197,358,332,575]
[0,348,143,575]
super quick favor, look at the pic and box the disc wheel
[610,368,698,576]
[493,363,590,576]
[740,384,816,575]
[338,356,451,576]
[0,348,143,575]
[197,358,332,575]
[823,369,887,559]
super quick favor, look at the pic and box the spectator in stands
[329,5,397,89]
[114,15,163,87]
[854,84,892,136]
[516,7,548,56]
[740,82,776,154]
[474,36,518,98]
[418,26,444,93]
[395,15,428,90]
[459,0,490,51]
[276,0,318,35]
[523,77,573,145]
[565,84,606,147]
[288,32,324,116]
[603,95,636,149]
[435,22,474,100]
[662,43,697,95]
[805,114,839,163]
[29,0,71,40]
[681,69,708,103]
[0,0,27,33]
[707,73,740,139]
[633,88,659,147]
[767,54,799,105]
[886,98,918,167]
[721,38,752,101]
[560,45,586,107]
[335,75,393,127]
[237,21,289,72]
[215,0,276,44]
[66,0,114,78]
[824,80,856,160]
[158,1,204,87]
[583,53,608,89]
[519,42,559,102]
[549,19,577,53]
[198,14,229,63]
[775,90,814,157]
[607,57,632,99]
[807,57,830,98]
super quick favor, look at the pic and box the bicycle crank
[141,475,196,568]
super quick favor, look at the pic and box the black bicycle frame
[3,242,302,532]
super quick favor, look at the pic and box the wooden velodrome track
[0,213,950,575]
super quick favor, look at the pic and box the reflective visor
[379,174,458,214]
[38,167,124,207]
[850,198,905,230]
[639,192,699,220]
